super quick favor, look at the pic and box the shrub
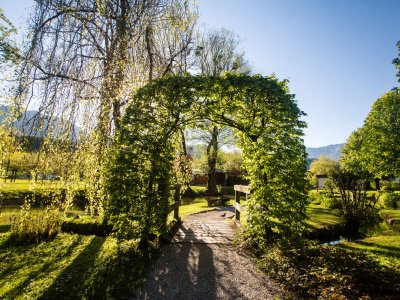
[308,190,322,205]
[8,203,63,245]
[259,241,400,299]
[218,185,235,195]
[183,186,207,198]
[379,181,400,191]
[61,221,109,236]
[0,188,88,208]
[331,166,379,235]
[379,192,399,209]
[391,182,400,191]
[309,190,339,208]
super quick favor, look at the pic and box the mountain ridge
[306,143,345,161]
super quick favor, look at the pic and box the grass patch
[0,179,65,192]
[0,233,153,299]
[305,204,341,229]
[179,197,215,220]
[341,235,400,267]
[340,208,400,267]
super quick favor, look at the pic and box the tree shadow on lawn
[305,206,341,229]
[2,235,85,299]
[39,236,105,299]
[340,240,400,259]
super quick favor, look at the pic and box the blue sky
[2,0,399,147]
[198,0,399,147]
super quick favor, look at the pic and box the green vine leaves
[104,73,308,246]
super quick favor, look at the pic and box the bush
[308,190,339,208]
[379,192,399,209]
[391,182,400,191]
[7,203,63,245]
[308,190,323,205]
[183,186,207,198]
[218,185,235,195]
[331,167,379,234]
[380,181,400,191]
[381,185,392,192]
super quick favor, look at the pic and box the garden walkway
[135,207,282,299]
[173,207,236,244]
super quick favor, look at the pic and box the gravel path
[135,208,282,299]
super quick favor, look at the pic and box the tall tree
[13,0,197,210]
[195,28,250,194]
[340,128,371,178]
[188,125,234,193]
[361,90,400,179]
[341,90,400,189]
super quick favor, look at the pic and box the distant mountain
[0,105,79,139]
[306,143,345,161]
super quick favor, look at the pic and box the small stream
[311,220,392,246]
[321,237,346,245]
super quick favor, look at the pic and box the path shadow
[137,218,249,300]
[137,227,217,299]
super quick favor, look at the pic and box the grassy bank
[259,202,400,299]
[0,233,154,299]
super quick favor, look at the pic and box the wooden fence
[233,185,250,226]
[167,185,181,232]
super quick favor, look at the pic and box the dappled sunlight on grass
[341,233,400,267]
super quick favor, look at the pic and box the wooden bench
[204,194,230,207]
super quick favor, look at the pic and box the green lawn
[340,209,400,267]
[168,196,234,222]
[0,179,65,192]
[0,233,151,299]
[306,204,341,229]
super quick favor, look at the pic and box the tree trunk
[207,126,218,195]
[375,178,380,191]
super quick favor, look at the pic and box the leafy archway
[104,73,309,248]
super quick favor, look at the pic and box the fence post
[174,185,181,221]
[234,189,240,222]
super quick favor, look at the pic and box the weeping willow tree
[105,73,309,248]
[12,0,198,214]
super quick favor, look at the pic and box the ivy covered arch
[104,73,309,247]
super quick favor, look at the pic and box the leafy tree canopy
[309,155,337,186]
[360,90,400,178]
[340,90,400,180]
